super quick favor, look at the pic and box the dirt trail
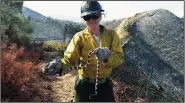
[51,70,78,102]
[41,52,78,102]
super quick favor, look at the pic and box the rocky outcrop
[122,9,184,101]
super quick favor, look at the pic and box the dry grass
[116,17,136,45]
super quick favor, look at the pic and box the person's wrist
[102,58,108,65]
[103,58,108,63]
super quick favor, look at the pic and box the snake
[59,50,101,101]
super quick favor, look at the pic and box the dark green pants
[73,76,115,102]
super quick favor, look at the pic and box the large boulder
[121,9,184,101]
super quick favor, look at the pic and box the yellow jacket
[61,25,124,79]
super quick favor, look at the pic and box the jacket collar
[83,25,107,48]
[83,25,107,35]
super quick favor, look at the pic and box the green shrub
[1,2,33,49]
[19,34,32,49]
[42,40,69,52]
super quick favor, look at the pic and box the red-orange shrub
[1,42,40,101]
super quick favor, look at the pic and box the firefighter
[43,1,124,102]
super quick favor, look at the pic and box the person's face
[82,12,102,30]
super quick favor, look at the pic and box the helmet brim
[81,10,104,17]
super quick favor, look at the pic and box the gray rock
[123,9,184,101]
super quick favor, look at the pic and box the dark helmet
[81,1,104,17]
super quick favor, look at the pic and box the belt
[78,75,107,85]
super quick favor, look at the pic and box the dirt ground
[40,52,78,102]
[51,70,78,102]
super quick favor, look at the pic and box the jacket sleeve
[60,33,81,71]
[104,30,124,69]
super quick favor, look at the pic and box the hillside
[22,7,86,42]
[115,9,184,102]
[102,18,125,30]
[22,7,46,22]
